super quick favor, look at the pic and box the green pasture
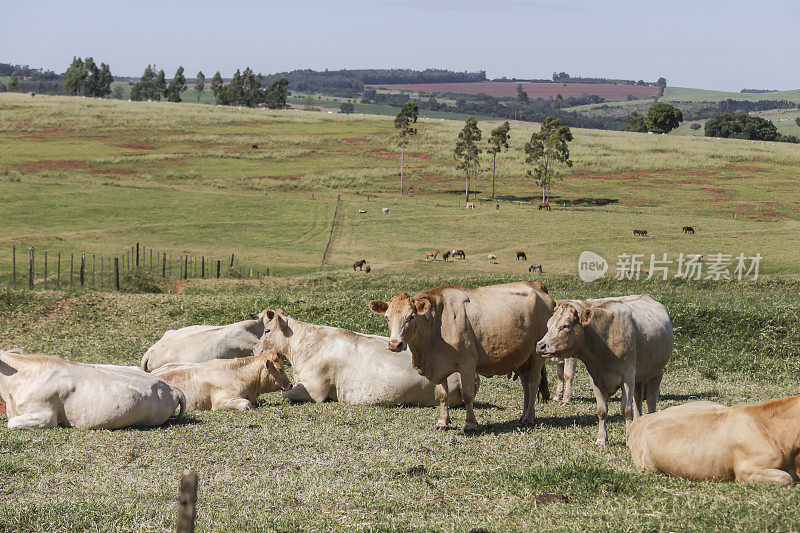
[2,274,800,531]
[664,86,800,103]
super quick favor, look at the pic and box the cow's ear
[414,298,431,316]
[265,309,275,321]
[276,314,288,332]
[249,313,259,320]
[579,308,594,325]
[370,300,388,314]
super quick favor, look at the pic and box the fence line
[320,194,341,271]
[7,242,269,292]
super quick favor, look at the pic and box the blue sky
[2,0,798,91]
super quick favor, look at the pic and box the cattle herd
[1,280,798,484]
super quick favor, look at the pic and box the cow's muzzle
[388,339,406,352]
[536,340,556,357]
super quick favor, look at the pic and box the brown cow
[628,395,800,484]
[370,281,554,432]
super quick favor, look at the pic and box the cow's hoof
[551,397,562,403]
[560,401,571,407]
[462,422,478,434]
[434,420,451,431]
[595,438,608,446]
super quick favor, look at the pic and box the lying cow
[151,350,292,411]
[628,395,800,484]
[254,309,474,406]
[370,281,553,432]
[536,295,673,445]
[141,310,268,371]
[0,349,185,430]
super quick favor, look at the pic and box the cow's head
[369,292,432,352]
[254,308,292,357]
[536,304,592,357]
[259,348,293,393]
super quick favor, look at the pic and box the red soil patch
[342,138,371,145]
[365,81,660,101]
[30,127,66,133]
[726,165,764,173]
[11,160,137,175]
[118,143,156,150]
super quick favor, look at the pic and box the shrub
[690,123,701,130]
[119,269,171,293]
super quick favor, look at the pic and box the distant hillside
[665,87,800,103]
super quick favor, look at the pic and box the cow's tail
[537,364,550,403]
[169,390,186,422]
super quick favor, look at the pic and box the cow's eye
[264,328,271,333]
[408,314,415,321]
[560,325,569,330]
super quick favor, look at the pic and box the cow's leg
[589,380,609,446]
[7,409,58,430]
[633,383,643,419]
[435,381,451,430]
[553,358,565,403]
[621,372,636,436]
[645,374,663,414]
[736,464,793,485]
[459,368,478,432]
[282,383,323,403]
[560,358,577,405]
[521,355,545,424]
[214,397,253,411]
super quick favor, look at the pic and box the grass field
[2,274,800,531]
[3,92,800,284]
[2,92,800,531]
[664,87,800,103]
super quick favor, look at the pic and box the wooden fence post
[184,255,188,281]
[100,257,104,289]
[201,257,205,279]
[80,253,86,287]
[230,253,235,268]
[70,254,74,288]
[92,255,95,286]
[57,252,61,289]
[28,247,34,289]
[114,258,120,290]
[44,250,48,289]
[136,242,139,268]
[150,249,153,270]
[12,245,16,290]
[163,253,167,278]
[176,469,198,533]
[216,260,221,279]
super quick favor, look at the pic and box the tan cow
[141,310,268,371]
[370,281,554,432]
[628,395,800,484]
[151,350,292,411]
[254,310,474,406]
[536,295,673,445]
[0,350,185,430]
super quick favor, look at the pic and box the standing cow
[370,281,554,432]
[536,295,673,445]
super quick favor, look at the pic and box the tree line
[62,57,114,97]
[395,104,573,204]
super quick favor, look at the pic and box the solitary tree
[524,116,573,205]
[555,93,563,110]
[62,57,87,95]
[339,102,354,114]
[130,65,159,101]
[645,103,683,133]
[8,72,19,92]
[195,71,205,102]
[454,116,482,202]
[210,71,224,103]
[394,101,418,194]
[264,76,288,109]
[164,66,186,102]
[517,89,528,120]
[626,111,648,132]
[486,121,510,199]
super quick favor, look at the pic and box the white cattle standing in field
[151,350,292,411]
[0,350,185,430]
[141,310,268,371]
[628,395,800,484]
[536,295,673,445]
[253,309,474,406]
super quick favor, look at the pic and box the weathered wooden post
[176,469,198,533]
[162,252,167,278]
[150,248,153,270]
[12,245,16,290]
[92,254,96,286]
[230,253,235,268]
[201,257,205,279]
[184,255,188,281]
[136,242,140,268]
[57,252,61,289]
[70,254,74,288]
[216,260,221,279]
[114,258,120,290]
[100,258,104,288]
[80,253,86,286]
[44,250,48,289]
[28,247,34,289]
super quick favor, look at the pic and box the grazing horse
[452,249,466,260]
[353,260,367,271]
[488,254,498,263]
[682,226,695,235]
[529,264,543,273]
[426,250,440,261]
[365,266,371,273]
[516,251,527,261]
[442,250,451,262]
[539,203,551,211]
[251,144,258,149]
[634,229,648,237]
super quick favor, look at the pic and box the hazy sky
[2,0,798,91]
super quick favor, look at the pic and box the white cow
[0,350,185,430]
[536,295,673,445]
[141,310,267,371]
[254,309,476,406]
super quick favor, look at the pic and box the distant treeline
[0,62,63,94]
[361,88,620,129]
[0,63,59,80]
[740,89,778,93]
[262,68,487,98]
[681,99,797,121]
[551,71,661,86]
